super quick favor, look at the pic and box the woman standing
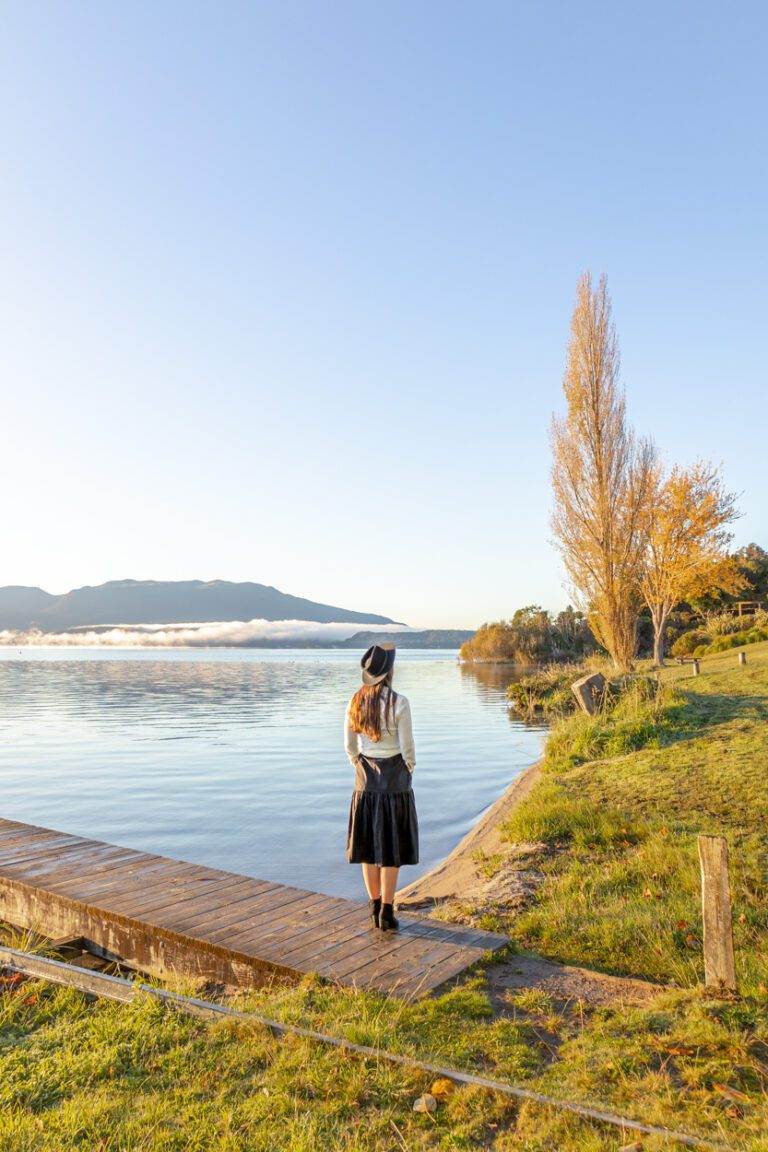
[344,644,419,931]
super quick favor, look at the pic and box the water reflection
[459,662,549,731]
[0,650,545,898]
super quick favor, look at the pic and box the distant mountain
[0,580,400,632]
[0,586,58,629]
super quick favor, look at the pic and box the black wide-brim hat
[361,643,396,685]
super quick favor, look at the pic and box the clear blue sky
[1,3,765,628]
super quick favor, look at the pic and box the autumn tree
[641,462,742,664]
[551,273,655,671]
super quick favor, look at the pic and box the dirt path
[397,759,543,908]
[487,953,660,1013]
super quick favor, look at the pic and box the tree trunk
[651,607,668,667]
[653,626,665,666]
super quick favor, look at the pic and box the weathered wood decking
[0,818,507,998]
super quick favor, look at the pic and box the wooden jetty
[0,817,507,998]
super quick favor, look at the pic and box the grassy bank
[504,644,768,992]
[2,646,768,1149]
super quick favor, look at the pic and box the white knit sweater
[343,688,416,772]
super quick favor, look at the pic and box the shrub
[703,611,749,637]
[507,665,583,717]
[702,609,768,638]
[693,627,768,657]
[460,606,595,664]
[670,630,708,658]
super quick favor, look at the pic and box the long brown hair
[348,673,397,741]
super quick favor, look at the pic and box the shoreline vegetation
[4,640,768,1148]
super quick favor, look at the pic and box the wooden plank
[49,857,209,901]
[698,835,737,994]
[0,825,122,861]
[1,846,146,884]
[0,835,90,867]
[286,917,444,980]
[199,887,330,947]
[250,903,371,966]
[311,913,500,990]
[313,929,460,986]
[141,877,281,927]
[177,888,328,941]
[390,943,488,996]
[114,879,281,930]
[33,857,193,904]
[0,840,137,875]
[383,955,475,998]
[0,827,75,853]
[211,893,334,951]
[400,918,497,948]
[103,871,261,919]
[274,918,391,973]
[213,891,353,948]
[262,901,370,958]
[0,821,80,843]
[162,881,285,934]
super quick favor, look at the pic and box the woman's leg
[380,866,399,904]
[361,863,381,899]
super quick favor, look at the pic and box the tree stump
[571,672,606,716]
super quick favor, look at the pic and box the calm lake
[0,649,544,899]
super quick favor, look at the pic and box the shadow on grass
[669,688,768,734]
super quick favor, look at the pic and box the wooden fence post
[697,835,737,994]
[738,651,747,666]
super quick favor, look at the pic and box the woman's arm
[397,696,416,772]
[344,704,360,766]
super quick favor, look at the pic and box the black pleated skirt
[346,752,419,867]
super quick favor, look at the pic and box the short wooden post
[698,835,737,994]
[692,659,700,676]
[738,651,747,666]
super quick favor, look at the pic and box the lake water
[0,649,544,899]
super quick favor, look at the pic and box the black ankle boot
[368,897,381,927]
[379,903,399,931]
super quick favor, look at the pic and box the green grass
[3,644,768,1149]
[503,643,768,993]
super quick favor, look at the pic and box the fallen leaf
[714,1083,751,1103]
[430,1078,455,1098]
[619,1143,643,1152]
[413,1093,437,1114]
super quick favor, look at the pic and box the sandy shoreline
[396,757,543,907]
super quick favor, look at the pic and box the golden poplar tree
[551,273,655,670]
[641,461,742,664]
